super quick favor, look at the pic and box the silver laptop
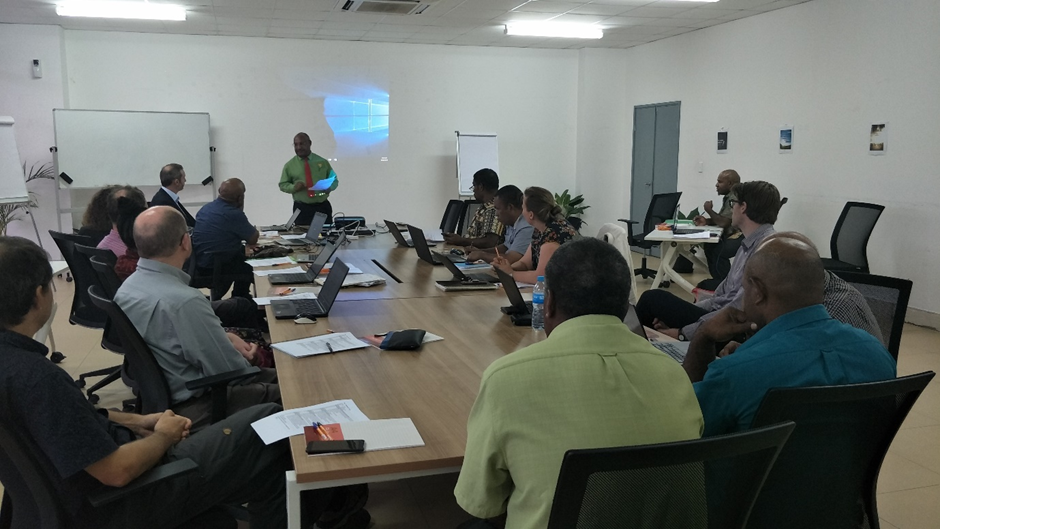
[624,304,688,363]
[277,212,326,247]
[260,209,300,232]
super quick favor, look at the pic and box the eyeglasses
[728,199,739,207]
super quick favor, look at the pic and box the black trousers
[197,260,254,299]
[635,289,710,330]
[210,296,261,329]
[293,200,333,227]
[173,367,281,431]
[703,235,743,280]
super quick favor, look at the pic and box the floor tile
[877,486,940,529]
[888,425,940,474]
[877,451,940,493]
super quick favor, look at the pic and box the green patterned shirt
[279,153,338,204]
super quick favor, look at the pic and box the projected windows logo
[323,94,388,158]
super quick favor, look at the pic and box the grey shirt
[823,271,885,344]
[504,215,534,255]
[682,223,775,339]
[115,258,251,403]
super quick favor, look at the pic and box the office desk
[643,227,723,292]
[266,292,539,527]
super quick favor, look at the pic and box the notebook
[277,212,326,247]
[268,235,346,285]
[270,258,349,319]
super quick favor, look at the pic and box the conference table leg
[285,466,463,528]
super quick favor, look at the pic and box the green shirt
[454,315,705,528]
[279,153,338,204]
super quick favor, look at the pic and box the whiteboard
[54,110,211,188]
[456,133,498,196]
[0,117,30,205]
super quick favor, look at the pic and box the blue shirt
[192,198,255,268]
[504,215,533,255]
[693,304,896,437]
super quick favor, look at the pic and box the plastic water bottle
[531,276,546,331]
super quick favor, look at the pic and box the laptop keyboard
[274,273,310,283]
[653,341,687,363]
[293,299,322,314]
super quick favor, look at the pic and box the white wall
[63,31,580,230]
[0,24,67,258]
[619,0,940,316]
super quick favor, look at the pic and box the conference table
[253,232,542,527]
[643,226,724,292]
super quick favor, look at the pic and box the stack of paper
[250,399,369,445]
[317,273,387,288]
[253,292,317,306]
[247,256,296,267]
[254,266,307,276]
[272,332,369,358]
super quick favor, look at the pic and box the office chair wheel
[88,393,100,404]
[660,281,671,288]
[50,351,66,363]
[76,378,86,388]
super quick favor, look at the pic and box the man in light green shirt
[278,132,338,226]
[454,238,705,529]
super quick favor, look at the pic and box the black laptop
[268,235,347,285]
[277,212,326,247]
[385,220,434,247]
[260,209,300,232]
[407,225,465,265]
[497,267,532,326]
[270,258,350,319]
[437,253,500,283]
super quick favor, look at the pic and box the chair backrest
[0,413,71,529]
[439,199,468,235]
[89,256,128,355]
[639,192,682,237]
[87,285,175,415]
[190,249,244,301]
[833,271,913,361]
[48,231,107,329]
[74,243,116,266]
[546,422,796,529]
[596,223,638,305]
[745,372,935,529]
[830,202,885,271]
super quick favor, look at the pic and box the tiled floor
[2,257,939,528]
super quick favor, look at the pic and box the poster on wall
[779,126,793,153]
[869,123,887,154]
[717,129,728,153]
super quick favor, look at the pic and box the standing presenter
[279,132,338,226]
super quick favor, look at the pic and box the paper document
[254,266,307,277]
[273,332,369,358]
[250,399,369,445]
[308,175,336,192]
[280,234,308,240]
[456,262,492,271]
[317,273,387,288]
[246,256,295,267]
[259,230,279,238]
[674,232,713,240]
[253,292,317,306]
[317,263,362,275]
[424,231,445,243]
[336,418,425,452]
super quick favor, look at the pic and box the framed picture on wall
[869,123,887,154]
[717,129,728,153]
[779,126,793,152]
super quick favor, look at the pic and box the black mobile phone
[306,440,366,455]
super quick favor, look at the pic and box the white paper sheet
[260,230,279,237]
[673,232,713,240]
[250,399,370,445]
[280,234,308,240]
[336,418,425,452]
[246,256,295,267]
[253,266,307,277]
[253,292,317,306]
[272,332,370,358]
[316,273,386,287]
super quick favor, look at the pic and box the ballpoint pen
[312,422,332,441]
[326,342,334,355]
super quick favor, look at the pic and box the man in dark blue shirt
[191,178,259,297]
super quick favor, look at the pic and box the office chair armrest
[184,366,261,392]
[617,219,639,238]
[89,459,198,507]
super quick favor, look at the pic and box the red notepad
[303,423,345,442]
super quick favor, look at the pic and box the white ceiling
[0,0,811,49]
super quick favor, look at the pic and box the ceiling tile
[568,4,633,16]
[213,6,273,18]
[215,16,269,27]
[512,1,585,14]
[544,13,610,24]
[271,9,334,20]
[621,5,694,17]
[275,0,337,11]
[213,0,275,7]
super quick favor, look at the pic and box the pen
[313,422,332,441]
[326,342,334,355]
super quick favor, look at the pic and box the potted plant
[0,162,55,236]
[554,189,590,232]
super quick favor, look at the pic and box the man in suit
[151,163,195,228]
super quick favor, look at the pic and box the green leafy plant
[554,189,590,231]
[0,162,55,236]
[676,207,701,221]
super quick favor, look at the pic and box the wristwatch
[677,330,688,341]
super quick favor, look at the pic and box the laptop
[277,212,327,247]
[497,267,531,326]
[436,253,500,283]
[385,220,435,247]
[407,225,465,265]
[270,258,349,319]
[269,235,347,285]
[624,304,688,363]
[260,209,300,232]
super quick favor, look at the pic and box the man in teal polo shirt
[278,132,338,226]
[454,238,704,528]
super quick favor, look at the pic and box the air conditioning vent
[340,0,433,16]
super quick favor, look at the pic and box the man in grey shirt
[466,185,533,265]
[116,206,279,429]
[635,181,782,341]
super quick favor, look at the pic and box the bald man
[695,169,743,280]
[684,236,895,437]
[116,207,280,429]
[192,178,258,298]
[279,132,338,226]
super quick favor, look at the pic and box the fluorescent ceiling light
[56,1,187,21]
[505,22,603,39]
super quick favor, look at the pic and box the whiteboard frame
[455,132,499,197]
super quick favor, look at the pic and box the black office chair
[0,415,234,529]
[821,202,885,273]
[546,421,796,529]
[439,199,468,235]
[87,285,259,421]
[73,226,109,247]
[188,248,248,301]
[743,371,935,529]
[619,192,682,280]
[64,243,122,404]
[833,271,913,362]
[49,231,107,328]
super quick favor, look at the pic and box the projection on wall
[323,91,389,158]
